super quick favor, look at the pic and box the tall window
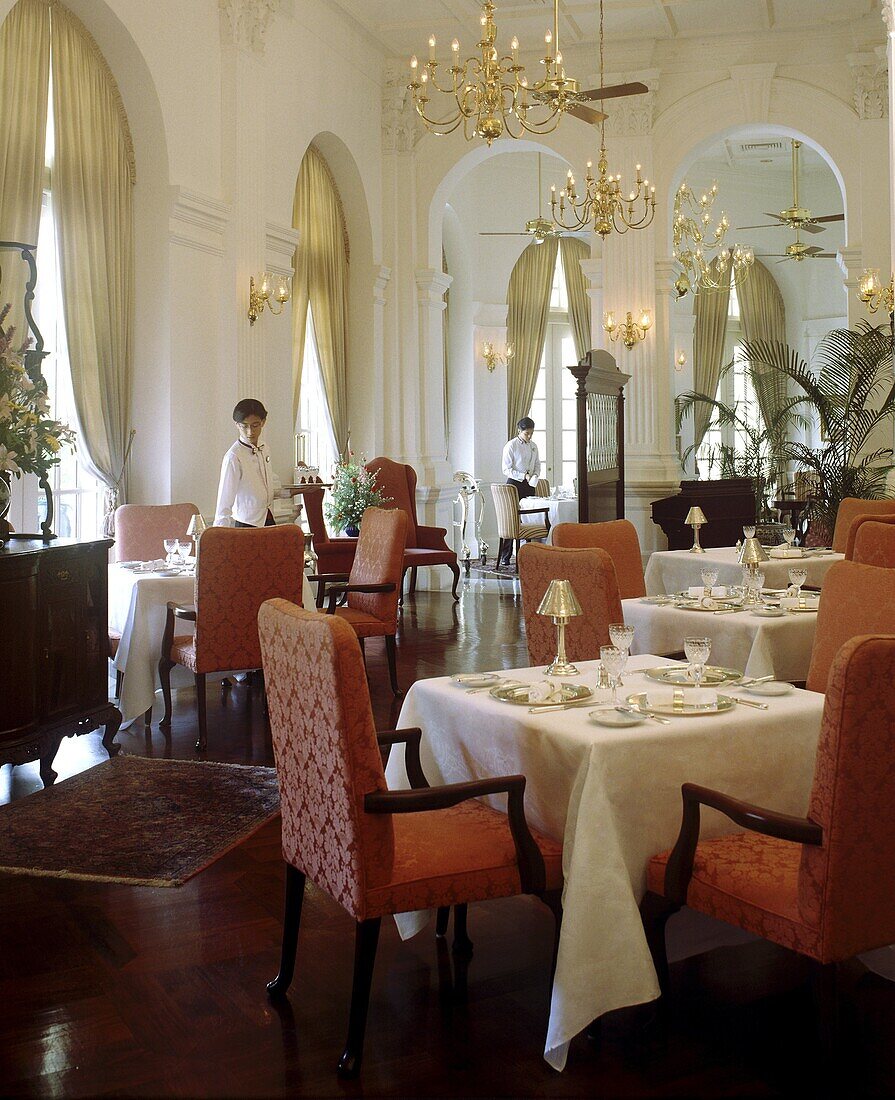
[298,310,338,477]
[528,248,577,490]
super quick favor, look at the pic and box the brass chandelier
[549,0,656,239]
[407,0,595,145]
[672,181,754,299]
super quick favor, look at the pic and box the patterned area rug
[0,756,280,887]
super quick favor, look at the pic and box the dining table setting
[385,644,826,1072]
[644,543,842,596]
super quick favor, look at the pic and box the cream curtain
[0,0,50,341]
[506,237,559,436]
[292,145,350,456]
[560,237,591,362]
[692,259,732,450]
[51,2,134,505]
[738,259,787,429]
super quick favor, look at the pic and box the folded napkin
[135,559,167,572]
[646,687,718,710]
[687,585,727,598]
[780,595,819,609]
[768,546,803,558]
[527,681,562,703]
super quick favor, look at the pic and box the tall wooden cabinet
[0,538,120,786]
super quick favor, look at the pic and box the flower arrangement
[324,455,391,533]
[0,305,74,481]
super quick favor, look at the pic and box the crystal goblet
[599,645,626,705]
[788,567,808,608]
[608,623,635,685]
[684,636,712,691]
[781,523,795,548]
[700,568,719,599]
[163,538,178,566]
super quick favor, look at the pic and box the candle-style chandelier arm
[672,179,753,297]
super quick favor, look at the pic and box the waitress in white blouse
[214,398,276,527]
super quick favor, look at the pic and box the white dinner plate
[744,680,793,697]
[117,561,143,569]
[452,672,502,688]
[588,707,643,728]
[154,569,182,578]
[752,607,786,618]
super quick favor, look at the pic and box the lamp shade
[684,506,707,526]
[537,579,582,619]
[738,536,768,565]
[187,513,207,539]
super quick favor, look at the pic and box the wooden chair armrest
[307,572,350,584]
[518,506,550,519]
[166,602,196,620]
[160,604,195,664]
[364,774,545,893]
[663,781,823,906]
[326,582,396,614]
[376,727,428,788]
[416,524,451,551]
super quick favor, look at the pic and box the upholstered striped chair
[535,477,551,498]
[642,634,895,1056]
[552,519,647,600]
[844,512,895,562]
[850,520,895,567]
[490,483,549,572]
[518,543,623,666]
[113,502,199,562]
[258,598,563,1078]
[831,497,895,554]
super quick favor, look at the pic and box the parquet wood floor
[2,584,893,1097]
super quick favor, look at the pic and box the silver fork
[465,678,524,694]
[617,705,672,725]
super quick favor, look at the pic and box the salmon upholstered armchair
[303,487,358,588]
[641,634,895,1053]
[552,519,647,600]
[158,525,305,751]
[322,506,407,696]
[113,502,199,562]
[364,457,461,601]
[491,483,550,572]
[804,561,895,693]
[844,512,895,562]
[830,496,895,554]
[257,598,563,1078]
[518,543,623,666]
[850,520,895,567]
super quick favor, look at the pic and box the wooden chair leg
[513,540,520,572]
[385,634,401,696]
[541,888,564,980]
[639,890,679,1000]
[409,566,418,594]
[813,960,842,1077]
[496,537,506,566]
[337,917,381,1079]
[435,906,450,937]
[143,705,152,727]
[452,902,473,958]
[115,670,123,699]
[195,672,208,753]
[399,567,407,607]
[448,562,461,602]
[267,865,306,999]
[158,656,175,728]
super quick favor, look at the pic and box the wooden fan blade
[800,222,826,235]
[567,103,607,125]
[813,253,837,259]
[756,254,788,258]
[579,81,649,102]
[737,223,784,231]
[804,246,825,255]
[479,232,529,236]
[812,213,844,224]
[762,213,786,221]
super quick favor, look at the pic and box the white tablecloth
[519,494,579,536]
[387,655,825,1071]
[622,597,818,681]
[108,566,315,726]
[644,546,843,596]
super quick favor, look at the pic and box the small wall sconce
[603,309,652,350]
[675,350,686,372]
[248,272,292,325]
[858,268,894,318]
[482,340,514,372]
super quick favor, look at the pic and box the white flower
[0,394,12,422]
[0,443,20,473]
[35,392,50,414]
[19,374,33,392]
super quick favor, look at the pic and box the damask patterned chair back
[552,519,646,600]
[845,513,895,562]
[347,507,407,632]
[192,525,305,673]
[303,488,331,547]
[831,497,895,554]
[491,483,522,540]
[258,598,393,920]
[799,634,895,959]
[805,560,895,692]
[518,543,624,665]
[114,502,199,562]
[364,457,418,548]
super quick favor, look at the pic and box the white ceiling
[333,0,879,59]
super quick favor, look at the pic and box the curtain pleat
[0,0,50,342]
[738,259,787,428]
[51,2,133,504]
[560,237,591,362]
[292,145,350,456]
[506,237,559,437]
[692,259,732,450]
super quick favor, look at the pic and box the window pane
[298,310,338,477]
[561,398,577,431]
[561,429,577,463]
[532,368,546,400]
[562,461,576,489]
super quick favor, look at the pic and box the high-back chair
[364,457,460,600]
[844,511,895,561]
[324,506,407,696]
[642,634,895,1050]
[303,486,358,580]
[552,519,647,600]
[805,560,895,692]
[831,496,895,554]
[535,477,551,498]
[158,525,305,751]
[851,519,895,567]
[491,483,550,572]
[113,503,199,562]
[257,598,563,1078]
[518,543,624,666]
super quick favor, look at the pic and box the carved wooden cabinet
[0,538,120,786]
[651,478,757,550]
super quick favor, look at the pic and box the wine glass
[163,538,178,567]
[177,539,192,566]
[700,568,718,599]
[788,567,808,608]
[684,636,712,691]
[743,525,756,540]
[609,624,635,685]
[599,645,626,705]
[781,523,796,549]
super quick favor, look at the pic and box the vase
[345,523,360,538]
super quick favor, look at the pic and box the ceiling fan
[563,80,650,126]
[756,226,836,264]
[737,139,844,235]
[480,152,571,244]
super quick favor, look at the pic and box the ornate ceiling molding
[603,70,659,137]
[729,63,777,123]
[382,63,425,154]
[883,0,895,34]
[848,47,889,118]
[219,0,288,55]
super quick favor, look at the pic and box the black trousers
[235,510,275,528]
[500,479,535,564]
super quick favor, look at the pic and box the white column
[580,253,603,351]
[837,246,867,329]
[415,267,453,488]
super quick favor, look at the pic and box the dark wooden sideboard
[1,538,120,786]
[651,478,757,550]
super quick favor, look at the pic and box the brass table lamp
[684,505,707,553]
[738,536,769,603]
[536,579,582,676]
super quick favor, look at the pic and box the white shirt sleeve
[502,438,529,481]
[528,441,540,482]
[214,450,240,526]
